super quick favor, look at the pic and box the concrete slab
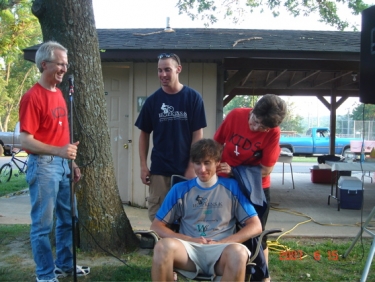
[268,171,375,238]
[0,192,31,224]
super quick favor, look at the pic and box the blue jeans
[27,155,73,280]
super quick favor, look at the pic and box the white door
[103,65,131,203]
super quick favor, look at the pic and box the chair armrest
[134,230,160,249]
[249,228,283,263]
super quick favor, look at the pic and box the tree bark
[31,0,139,252]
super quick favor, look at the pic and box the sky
[92,0,364,31]
[91,0,370,116]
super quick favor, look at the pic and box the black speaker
[359,5,375,104]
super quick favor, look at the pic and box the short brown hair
[252,94,287,128]
[190,139,223,163]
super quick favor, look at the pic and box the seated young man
[151,138,263,281]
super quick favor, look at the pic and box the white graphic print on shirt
[159,103,187,122]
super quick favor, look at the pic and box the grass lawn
[0,174,28,197]
[0,224,374,281]
[268,236,375,281]
[292,156,317,163]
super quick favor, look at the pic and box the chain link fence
[337,120,375,140]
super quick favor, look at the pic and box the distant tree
[279,98,304,133]
[0,0,27,10]
[176,0,370,30]
[351,103,375,120]
[0,0,41,131]
[223,95,259,116]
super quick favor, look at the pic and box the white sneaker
[54,265,90,278]
[36,277,59,282]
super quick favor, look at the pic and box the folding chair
[135,227,281,281]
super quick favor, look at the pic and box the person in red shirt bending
[214,94,287,282]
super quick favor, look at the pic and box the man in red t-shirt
[19,41,89,282]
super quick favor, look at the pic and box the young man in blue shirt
[151,139,262,281]
[135,53,206,221]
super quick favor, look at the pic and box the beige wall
[104,62,218,207]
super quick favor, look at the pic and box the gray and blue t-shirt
[155,176,258,241]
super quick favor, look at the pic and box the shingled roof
[97,28,360,52]
[24,28,361,62]
[93,28,360,63]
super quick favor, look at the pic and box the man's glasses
[157,53,181,65]
[250,113,270,132]
[45,60,70,69]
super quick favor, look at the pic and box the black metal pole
[68,75,77,282]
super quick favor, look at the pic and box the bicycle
[0,148,28,183]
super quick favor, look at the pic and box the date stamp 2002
[279,250,339,261]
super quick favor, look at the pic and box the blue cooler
[338,176,363,210]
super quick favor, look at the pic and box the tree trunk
[31,0,139,252]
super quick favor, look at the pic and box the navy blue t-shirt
[135,86,207,176]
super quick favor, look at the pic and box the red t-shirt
[19,83,70,153]
[214,108,281,188]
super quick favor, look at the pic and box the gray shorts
[175,239,251,281]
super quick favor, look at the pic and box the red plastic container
[310,168,337,184]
